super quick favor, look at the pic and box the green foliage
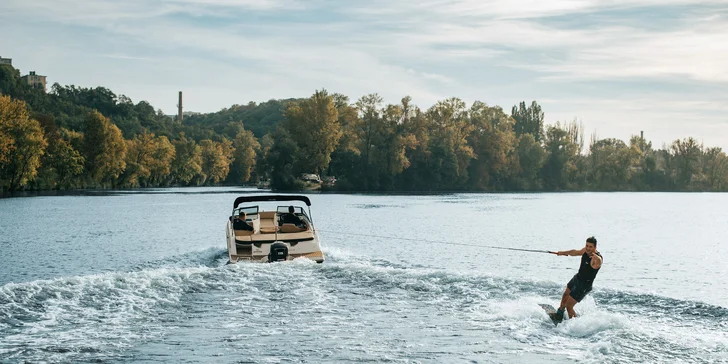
[2,69,726,193]
[31,115,85,190]
[587,138,638,190]
[200,138,234,184]
[121,133,176,187]
[512,101,545,142]
[426,97,475,190]
[181,99,296,140]
[35,137,84,189]
[171,135,203,186]
[283,89,341,175]
[702,147,728,191]
[514,134,546,190]
[227,129,261,184]
[669,137,703,190]
[268,127,302,191]
[84,111,127,186]
[467,102,517,190]
[541,122,581,191]
[0,96,48,190]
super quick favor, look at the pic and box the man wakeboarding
[550,236,602,320]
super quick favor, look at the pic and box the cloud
[516,21,728,83]
[1,0,726,148]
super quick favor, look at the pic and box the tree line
[1,64,727,193]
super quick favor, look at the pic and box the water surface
[1,189,726,363]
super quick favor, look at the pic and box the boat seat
[234,229,254,237]
[280,224,307,233]
[250,234,277,242]
[258,211,279,234]
[277,230,314,241]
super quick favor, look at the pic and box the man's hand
[549,251,561,256]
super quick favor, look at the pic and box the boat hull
[225,220,325,264]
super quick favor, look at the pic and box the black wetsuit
[567,252,602,302]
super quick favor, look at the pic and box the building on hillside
[0,56,11,66]
[22,71,47,91]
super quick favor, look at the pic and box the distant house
[0,56,11,66]
[22,71,47,92]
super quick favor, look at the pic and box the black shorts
[567,275,592,302]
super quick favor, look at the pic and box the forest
[1,63,727,193]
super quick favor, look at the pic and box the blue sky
[1,0,727,149]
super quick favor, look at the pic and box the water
[1,188,727,363]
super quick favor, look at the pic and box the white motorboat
[225,195,325,264]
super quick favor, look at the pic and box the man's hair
[288,206,295,213]
[586,236,597,246]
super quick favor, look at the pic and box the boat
[225,194,325,264]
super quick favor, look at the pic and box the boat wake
[0,247,725,363]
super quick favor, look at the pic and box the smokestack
[640,130,643,139]
[177,91,183,123]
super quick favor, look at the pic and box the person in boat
[280,205,305,227]
[233,212,254,231]
[550,236,602,319]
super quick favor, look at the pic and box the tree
[268,127,302,191]
[0,95,48,190]
[33,115,85,190]
[121,133,176,187]
[467,102,517,190]
[83,110,127,186]
[171,135,203,185]
[255,133,274,182]
[38,137,84,189]
[587,138,639,190]
[371,102,414,189]
[669,137,703,190]
[511,101,545,142]
[399,102,432,191]
[283,89,341,174]
[332,92,360,154]
[328,92,361,184]
[200,139,234,184]
[542,122,580,190]
[147,136,175,186]
[0,65,22,97]
[228,129,260,184]
[702,147,728,191]
[426,97,474,189]
[514,134,546,190]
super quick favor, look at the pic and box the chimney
[640,131,644,139]
[177,91,183,123]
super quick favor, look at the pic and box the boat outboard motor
[268,242,289,262]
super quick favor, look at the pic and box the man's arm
[590,253,602,269]
[550,248,586,256]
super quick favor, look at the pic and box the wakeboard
[539,303,563,326]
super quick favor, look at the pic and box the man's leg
[559,287,570,310]
[555,287,570,317]
[565,296,578,318]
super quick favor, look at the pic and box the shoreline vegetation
[1,64,727,194]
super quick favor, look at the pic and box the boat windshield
[235,206,258,218]
[276,206,305,215]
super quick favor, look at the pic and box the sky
[1,0,727,149]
